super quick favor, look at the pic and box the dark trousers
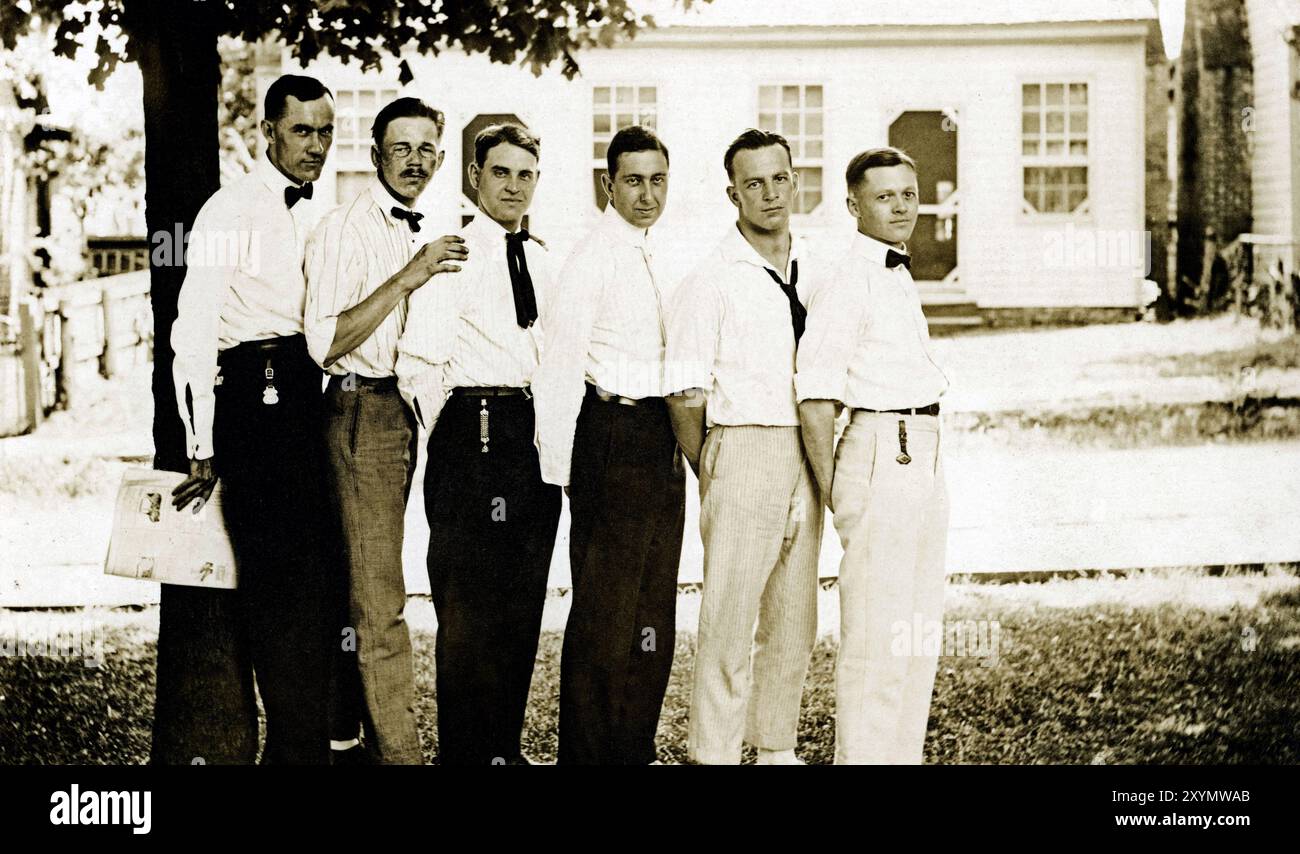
[150,335,336,765]
[424,390,561,765]
[323,376,422,763]
[558,388,686,764]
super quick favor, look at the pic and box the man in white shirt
[395,123,561,765]
[533,125,685,765]
[796,147,950,764]
[161,75,336,764]
[304,97,467,765]
[665,129,823,766]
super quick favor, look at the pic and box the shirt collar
[599,203,650,249]
[719,221,804,276]
[853,230,910,268]
[464,210,523,242]
[370,178,424,227]
[255,153,300,198]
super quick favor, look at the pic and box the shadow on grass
[3,594,1298,764]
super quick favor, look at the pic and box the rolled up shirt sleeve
[663,273,722,396]
[303,214,368,370]
[170,199,236,461]
[795,279,859,404]
[395,280,448,430]
[532,240,606,487]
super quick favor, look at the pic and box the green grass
[3,572,1297,765]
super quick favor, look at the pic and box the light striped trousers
[688,425,822,765]
[831,410,949,765]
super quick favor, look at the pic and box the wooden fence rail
[0,269,151,437]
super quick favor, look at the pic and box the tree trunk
[134,0,257,765]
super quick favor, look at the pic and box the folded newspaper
[104,468,238,590]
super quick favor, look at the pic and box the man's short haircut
[607,125,669,177]
[264,75,333,123]
[723,128,792,181]
[372,97,446,148]
[845,147,918,190]
[474,123,541,168]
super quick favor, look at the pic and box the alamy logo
[49,785,151,835]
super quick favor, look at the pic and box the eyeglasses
[385,143,439,161]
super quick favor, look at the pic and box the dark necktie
[885,248,911,270]
[390,206,424,233]
[765,259,805,343]
[505,230,539,329]
[284,181,313,209]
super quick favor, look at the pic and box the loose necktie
[505,230,539,329]
[765,259,805,343]
[885,248,911,269]
[284,181,313,209]
[390,206,424,233]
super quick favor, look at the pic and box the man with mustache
[533,125,685,765]
[665,128,822,765]
[163,74,336,764]
[796,147,950,764]
[396,123,560,765]
[304,97,467,764]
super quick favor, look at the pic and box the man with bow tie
[664,128,823,765]
[796,147,951,764]
[162,75,337,764]
[396,123,561,765]
[304,96,467,764]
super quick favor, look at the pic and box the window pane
[806,112,823,135]
[358,90,375,110]
[1046,84,1064,105]
[1046,139,1064,156]
[783,85,800,108]
[617,113,633,128]
[759,86,779,109]
[800,167,822,189]
[1067,186,1088,212]
[1046,111,1065,133]
[639,87,656,104]
[594,141,608,159]
[805,139,823,158]
[1069,83,1087,106]
[594,87,610,104]
[616,86,633,104]
[641,112,656,129]
[593,113,610,134]
[782,112,799,135]
[1044,186,1065,213]
[758,112,777,130]
[1022,112,1040,134]
[798,190,822,215]
[1022,140,1039,156]
[806,86,823,108]
[1069,140,1088,156]
[1071,109,1088,133]
[340,115,358,139]
[1067,167,1087,185]
[1022,83,1040,106]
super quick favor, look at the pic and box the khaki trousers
[831,410,949,765]
[688,425,821,765]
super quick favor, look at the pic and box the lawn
[2,569,1296,764]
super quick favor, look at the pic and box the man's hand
[171,457,217,513]
[406,235,468,289]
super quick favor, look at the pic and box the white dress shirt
[533,205,672,486]
[663,223,811,428]
[171,156,326,460]
[395,213,551,428]
[795,231,949,409]
[304,180,430,377]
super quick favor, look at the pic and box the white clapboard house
[259,0,1158,325]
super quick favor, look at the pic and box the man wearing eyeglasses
[304,96,467,764]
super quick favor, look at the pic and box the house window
[334,85,400,204]
[1022,82,1088,214]
[757,84,823,215]
[592,85,657,209]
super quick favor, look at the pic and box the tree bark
[134,0,257,765]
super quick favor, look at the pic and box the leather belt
[587,383,641,407]
[452,386,530,398]
[327,374,397,391]
[858,402,940,417]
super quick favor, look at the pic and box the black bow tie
[390,206,424,233]
[284,182,313,209]
[765,260,805,343]
[885,248,911,270]
[505,230,539,329]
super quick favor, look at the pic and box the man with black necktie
[161,75,336,764]
[396,123,560,765]
[304,96,467,764]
